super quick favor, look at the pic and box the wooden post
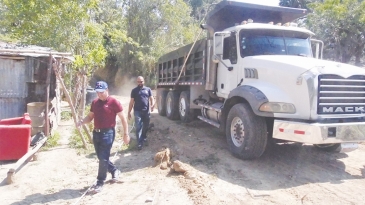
[80,67,86,118]
[82,124,93,143]
[7,137,48,184]
[52,61,88,149]
[45,55,52,136]
[81,67,93,143]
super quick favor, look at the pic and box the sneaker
[143,139,148,146]
[91,183,103,193]
[138,144,142,150]
[111,169,120,182]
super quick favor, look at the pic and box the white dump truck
[156,0,365,159]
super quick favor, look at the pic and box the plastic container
[86,88,97,105]
[27,102,47,116]
[0,113,31,160]
[27,102,46,136]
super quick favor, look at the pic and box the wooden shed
[0,43,73,136]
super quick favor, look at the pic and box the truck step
[197,116,220,128]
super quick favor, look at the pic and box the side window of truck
[223,36,237,64]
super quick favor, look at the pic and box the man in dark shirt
[77,81,130,193]
[128,76,155,150]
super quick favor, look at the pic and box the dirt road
[0,95,365,205]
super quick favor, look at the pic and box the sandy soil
[1,95,365,205]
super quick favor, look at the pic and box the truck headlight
[259,102,296,113]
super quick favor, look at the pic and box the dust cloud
[113,75,137,97]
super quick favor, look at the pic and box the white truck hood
[249,55,365,77]
[241,55,365,120]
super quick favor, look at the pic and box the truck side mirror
[213,31,230,63]
[311,39,324,59]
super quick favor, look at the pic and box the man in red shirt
[77,81,130,193]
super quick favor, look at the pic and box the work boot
[138,144,143,150]
[143,138,148,146]
[111,169,120,182]
[90,182,103,193]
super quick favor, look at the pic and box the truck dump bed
[157,39,206,86]
[207,0,307,31]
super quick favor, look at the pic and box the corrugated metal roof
[0,51,74,62]
[0,42,74,62]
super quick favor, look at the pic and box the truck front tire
[226,103,267,159]
[166,91,180,120]
[157,89,168,116]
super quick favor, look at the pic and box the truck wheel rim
[167,97,172,114]
[231,117,244,147]
[179,98,186,117]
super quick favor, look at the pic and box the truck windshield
[239,29,312,57]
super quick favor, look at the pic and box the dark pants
[93,128,117,185]
[134,110,150,145]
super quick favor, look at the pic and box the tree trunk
[355,44,364,66]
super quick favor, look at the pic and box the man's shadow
[9,189,80,205]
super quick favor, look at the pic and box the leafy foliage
[5,0,363,88]
[42,131,60,150]
[279,0,323,10]
[0,0,106,73]
[101,0,200,85]
[307,0,365,63]
[184,0,219,21]
[0,0,223,87]
[61,111,72,121]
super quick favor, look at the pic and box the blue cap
[95,81,108,92]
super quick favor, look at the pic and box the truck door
[215,33,239,97]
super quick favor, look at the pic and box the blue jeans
[93,128,117,185]
[134,110,150,145]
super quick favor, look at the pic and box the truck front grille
[318,74,365,115]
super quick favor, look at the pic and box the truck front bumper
[273,120,365,144]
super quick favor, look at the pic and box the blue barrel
[86,88,97,105]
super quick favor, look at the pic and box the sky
[240,0,280,6]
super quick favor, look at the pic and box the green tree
[279,0,323,10]
[103,0,199,86]
[307,0,365,64]
[184,0,220,21]
[0,0,107,72]
[0,0,110,115]
[0,0,204,88]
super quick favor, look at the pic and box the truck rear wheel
[226,103,267,159]
[179,91,194,122]
[157,89,168,116]
[166,90,180,120]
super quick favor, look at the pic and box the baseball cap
[95,81,108,92]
